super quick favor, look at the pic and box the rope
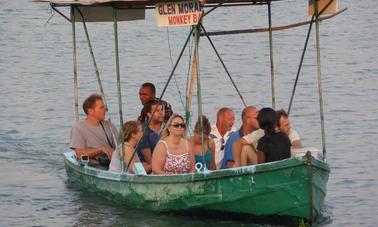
[76,8,108,111]
[166,27,185,110]
[200,23,247,107]
[126,27,195,170]
[288,0,336,114]
[287,14,314,115]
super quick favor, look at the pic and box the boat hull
[64,151,329,220]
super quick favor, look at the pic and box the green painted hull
[64,151,329,220]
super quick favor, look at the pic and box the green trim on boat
[64,151,329,220]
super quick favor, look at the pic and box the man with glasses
[210,107,235,169]
[222,106,260,169]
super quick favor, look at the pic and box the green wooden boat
[34,0,344,223]
[64,151,329,220]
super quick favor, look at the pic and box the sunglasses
[220,138,225,151]
[171,123,186,129]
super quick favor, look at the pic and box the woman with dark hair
[188,115,216,170]
[257,108,291,163]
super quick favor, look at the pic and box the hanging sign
[308,0,338,16]
[155,1,203,27]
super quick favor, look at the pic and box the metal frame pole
[77,9,108,109]
[71,6,79,122]
[268,1,276,109]
[314,0,327,159]
[113,7,125,171]
[193,24,206,169]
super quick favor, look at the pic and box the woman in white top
[109,120,151,173]
[152,113,195,174]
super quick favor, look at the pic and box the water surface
[1,0,377,226]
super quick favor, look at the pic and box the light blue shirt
[222,130,242,169]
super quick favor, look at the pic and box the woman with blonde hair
[109,120,151,173]
[188,115,216,170]
[152,113,195,174]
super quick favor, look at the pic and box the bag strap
[100,121,114,150]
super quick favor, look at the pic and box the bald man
[210,107,236,169]
[222,106,260,169]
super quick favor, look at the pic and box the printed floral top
[159,140,191,174]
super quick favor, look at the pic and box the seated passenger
[138,82,173,123]
[257,108,291,163]
[210,107,236,169]
[152,114,195,174]
[109,120,151,173]
[70,94,118,168]
[222,106,259,169]
[233,109,303,167]
[276,109,303,148]
[189,115,216,170]
[135,100,165,171]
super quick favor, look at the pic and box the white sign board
[156,1,203,27]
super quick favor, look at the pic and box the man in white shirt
[210,107,235,169]
[276,109,303,148]
[233,109,303,167]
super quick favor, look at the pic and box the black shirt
[257,132,291,163]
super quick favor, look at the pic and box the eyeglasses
[171,123,186,129]
[220,138,225,151]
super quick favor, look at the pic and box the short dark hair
[83,94,102,115]
[141,82,156,95]
[144,99,162,114]
[276,109,289,127]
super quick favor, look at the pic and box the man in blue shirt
[136,100,165,173]
[222,106,259,169]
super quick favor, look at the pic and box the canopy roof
[34,0,281,7]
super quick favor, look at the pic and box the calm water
[1,0,378,226]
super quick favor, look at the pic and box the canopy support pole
[288,0,335,115]
[77,8,108,110]
[71,6,79,122]
[314,0,327,160]
[268,1,276,109]
[200,23,247,107]
[127,27,195,170]
[113,7,125,171]
[193,24,206,169]
[157,28,195,108]
[287,15,314,115]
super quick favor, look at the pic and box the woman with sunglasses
[188,115,216,170]
[109,120,151,173]
[152,113,195,174]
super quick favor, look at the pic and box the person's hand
[101,147,114,159]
